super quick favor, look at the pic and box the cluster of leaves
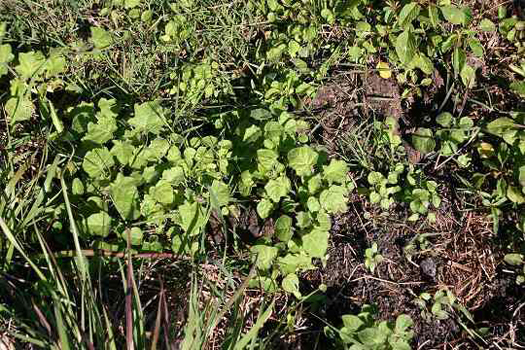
[325,305,414,350]
[411,113,475,167]
[1,44,66,131]
[415,289,473,323]
[237,109,353,297]
[347,1,492,94]
[470,113,525,232]
[364,242,383,274]
[169,59,234,107]
[367,165,440,222]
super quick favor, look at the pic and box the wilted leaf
[376,61,392,79]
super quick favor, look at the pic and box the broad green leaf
[367,171,384,185]
[504,253,524,266]
[251,245,278,270]
[398,3,420,28]
[72,178,85,195]
[288,146,318,177]
[436,112,453,127]
[257,149,279,171]
[296,211,312,229]
[210,180,230,207]
[319,186,348,213]
[342,314,364,332]
[507,186,525,203]
[428,5,440,27]
[125,0,141,9]
[440,5,467,25]
[277,253,313,274]
[323,159,348,184]
[468,38,483,57]
[395,314,413,333]
[129,101,165,134]
[414,54,434,75]
[124,227,143,245]
[111,141,135,165]
[395,30,417,65]
[265,176,291,203]
[308,174,322,194]
[83,116,117,144]
[519,165,525,188]
[282,274,301,298]
[250,108,272,121]
[151,138,170,157]
[111,176,140,220]
[411,128,436,154]
[257,198,274,219]
[150,181,174,205]
[162,166,184,185]
[15,51,46,79]
[460,64,476,88]
[510,81,525,98]
[91,27,112,49]
[82,147,115,178]
[452,47,466,77]
[479,19,496,32]
[486,118,516,137]
[358,326,388,346]
[307,196,321,212]
[302,228,328,258]
[0,44,14,77]
[179,201,206,236]
[45,51,66,77]
[86,212,111,237]
[5,96,33,124]
[243,125,261,143]
[275,215,293,242]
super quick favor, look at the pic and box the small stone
[420,257,437,278]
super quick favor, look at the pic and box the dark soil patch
[279,193,525,349]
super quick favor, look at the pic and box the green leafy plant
[364,242,383,274]
[504,253,525,285]
[415,289,472,323]
[366,164,440,221]
[325,305,414,350]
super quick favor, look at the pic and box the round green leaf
[411,128,436,154]
[86,212,112,237]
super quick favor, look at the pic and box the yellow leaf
[377,61,392,79]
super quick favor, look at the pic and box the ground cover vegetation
[0,0,524,348]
